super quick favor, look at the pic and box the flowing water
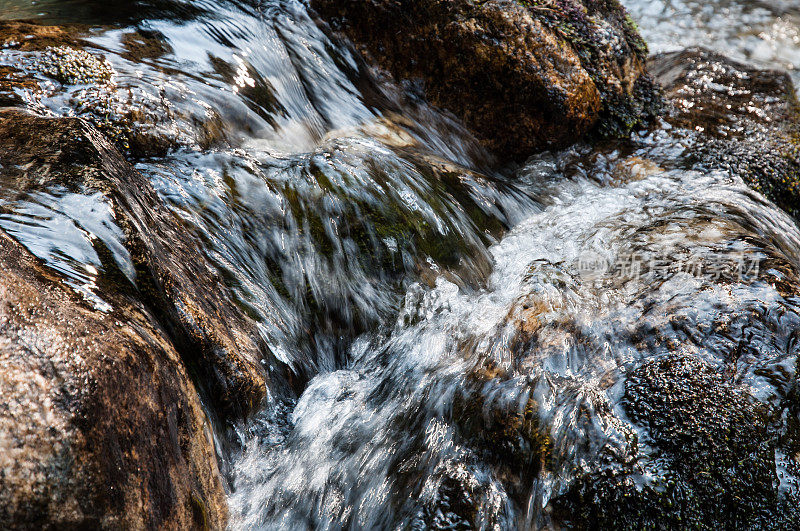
[627,0,800,86]
[1,0,799,528]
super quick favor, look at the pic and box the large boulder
[649,47,800,219]
[311,0,660,160]
[0,107,303,526]
[0,109,276,420]
[0,226,226,528]
[0,108,290,526]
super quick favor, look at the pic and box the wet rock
[553,354,798,529]
[120,29,173,62]
[0,64,39,106]
[0,228,226,528]
[469,186,800,528]
[410,459,514,530]
[208,53,285,129]
[249,135,514,371]
[0,109,277,419]
[649,47,800,219]
[0,20,85,50]
[0,21,176,158]
[452,363,551,479]
[70,88,182,158]
[34,45,114,85]
[624,355,784,525]
[0,21,223,159]
[311,0,660,160]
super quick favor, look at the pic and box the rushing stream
[1,0,800,528]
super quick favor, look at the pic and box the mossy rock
[255,143,508,354]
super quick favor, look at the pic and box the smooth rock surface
[0,226,226,529]
[0,109,273,419]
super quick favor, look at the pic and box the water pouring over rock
[0,0,798,528]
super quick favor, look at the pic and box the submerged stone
[311,0,660,160]
[650,47,800,220]
[0,19,85,50]
[451,152,800,527]
[0,64,39,106]
[120,29,173,62]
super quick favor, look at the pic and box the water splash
[227,132,800,526]
[0,0,798,528]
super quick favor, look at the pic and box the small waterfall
[1,0,799,528]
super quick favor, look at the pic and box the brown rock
[0,65,39,106]
[649,47,800,219]
[311,0,659,160]
[0,20,86,50]
[120,29,173,62]
[0,21,225,159]
[0,109,272,419]
[0,227,226,528]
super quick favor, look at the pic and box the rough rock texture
[553,354,798,529]
[650,47,800,219]
[0,109,272,419]
[0,20,86,50]
[0,21,227,158]
[0,227,226,529]
[0,21,84,106]
[312,0,660,160]
[0,64,39,106]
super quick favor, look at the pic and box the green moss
[623,14,649,59]
[521,0,659,139]
[189,493,210,531]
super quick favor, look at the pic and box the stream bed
[1,0,799,528]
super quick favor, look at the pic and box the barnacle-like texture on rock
[553,354,799,529]
[34,45,114,85]
[0,21,228,159]
[650,47,800,220]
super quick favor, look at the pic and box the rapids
[1,0,799,528]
